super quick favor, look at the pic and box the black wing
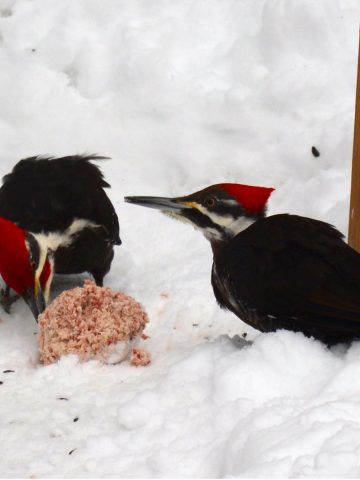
[212,214,360,344]
[0,155,120,244]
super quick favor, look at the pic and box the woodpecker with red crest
[126,184,360,345]
[0,217,50,318]
[0,155,121,312]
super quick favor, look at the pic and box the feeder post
[348,31,360,252]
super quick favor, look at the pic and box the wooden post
[348,31,360,252]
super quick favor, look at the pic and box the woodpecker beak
[125,196,192,211]
[25,245,50,321]
[34,274,40,299]
[23,284,46,321]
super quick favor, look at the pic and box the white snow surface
[0,0,360,477]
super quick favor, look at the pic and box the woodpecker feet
[0,286,19,314]
[223,334,253,349]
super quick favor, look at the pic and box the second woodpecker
[126,183,360,345]
[0,154,121,309]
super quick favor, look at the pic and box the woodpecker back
[0,155,121,288]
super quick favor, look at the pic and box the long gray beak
[23,285,46,322]
[125,196,191,211]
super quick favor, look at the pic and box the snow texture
[0,0,360,477]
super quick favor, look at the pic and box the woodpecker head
[125,183,275,245]
[0,217,52,319]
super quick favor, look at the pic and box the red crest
[0,217,33,295]
[219,183,275,213]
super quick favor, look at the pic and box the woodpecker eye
[205,197,217,208]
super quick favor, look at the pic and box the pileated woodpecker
[0,155,121,307]
[0,216,50,319]
[126,184,360,345]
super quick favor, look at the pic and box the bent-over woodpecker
[0,155,121,306]
[0,217,50,318]
[126,183,360,345]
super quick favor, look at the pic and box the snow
[0,0,360,477]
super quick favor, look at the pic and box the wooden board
[348,32,360,252]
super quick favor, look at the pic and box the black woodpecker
[126,183,360,345]
[0,155,121,306]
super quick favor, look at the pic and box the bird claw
[0,287,19,314]
[224,334,253,349]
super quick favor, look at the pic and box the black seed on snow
[73,417,79,422]
[57,397,69,401]
[311,146,320,157]
[242,332,247,339]
[3,370,14,373]
[0,381,3,385]
[69,449,77,455]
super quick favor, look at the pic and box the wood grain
[348,32,360,252]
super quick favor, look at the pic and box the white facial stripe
[204,227,223,241]
[33,218,99,253]
[43,256,54,304]
[68,218,99,237]
[35,246,48,294]
[222,199,238,206]
[194,204,233,227]
[226,216,254,236]
[31,218,100,299]
[192,203,254,236]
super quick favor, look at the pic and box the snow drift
[0,0,360,477]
